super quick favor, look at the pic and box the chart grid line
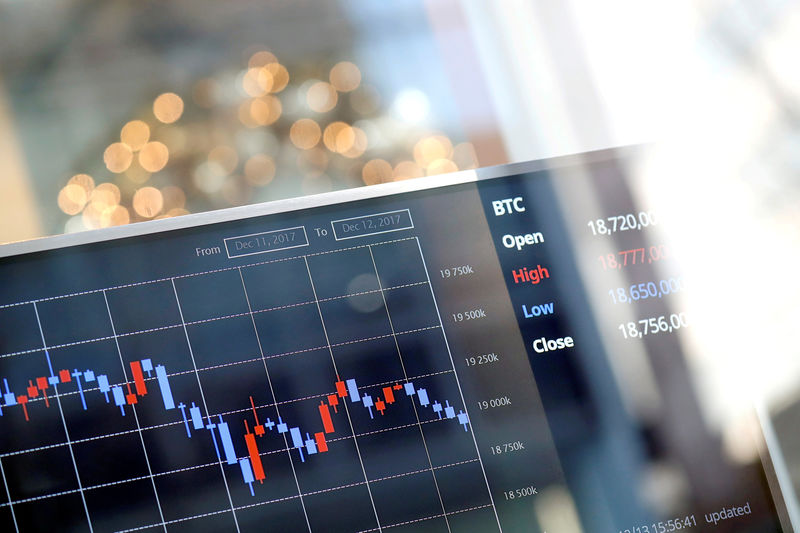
[0,416,465,510]
[303,255,384,533]
[237,266,313,532]
[0,457,18,532]
[103,290,169,533]
[413,237,504,532]
[0,237,418,311]
[0,236,495,532]
[0,280,431,361]
[357,503,495,533]
[113,458,487,533]
[0,368,457,461]
[31,302,95,533]
[367,244,453,533]
[170,279,241,532]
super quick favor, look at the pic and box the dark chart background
[0,237,504,532]
[0,152,789,532]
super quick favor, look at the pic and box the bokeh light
[100,205,130,227]
[194,162,227,194]
[248,50,278,68]
[392,89,430,123]
[244,154,276,186]
[165,208,190,217]
[323,122,348,152]
[413,135,453,168]
[307,81,338,113]
[67,174,95,193]
[120,121,150,151]
[82,202,105,230]
[138,142,169,173]
[57,184,88,215]
[323,122,366,155]
[90,183,121,208]
[426,158,458,176]
[393,161,424,180]
[336,127,367,159]
[153,93,184,124]
[242,67,274,97]
[161,186,187,210]
[42,41,473,240]
[132,186,164,218]
[330,62,361,93]
[333,124,355,153]
[64,215,85,234]
[104,143,134,173]
[249,95,282,126]
[238,101,258,128]
[208,146,239,174]
[453,142,479,169]
[83,183,121,228]
[361,159,392,185]
[290,119,322,150]
[264,63,289,93]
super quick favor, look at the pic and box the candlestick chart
[0,238,497,532]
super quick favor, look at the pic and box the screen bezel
[0,148,629,259]
[0,145,794,531]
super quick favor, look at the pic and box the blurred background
[1,0,799,528]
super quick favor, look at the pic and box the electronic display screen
[0,149,790,532]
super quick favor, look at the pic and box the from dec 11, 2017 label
[224,227,309,258]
